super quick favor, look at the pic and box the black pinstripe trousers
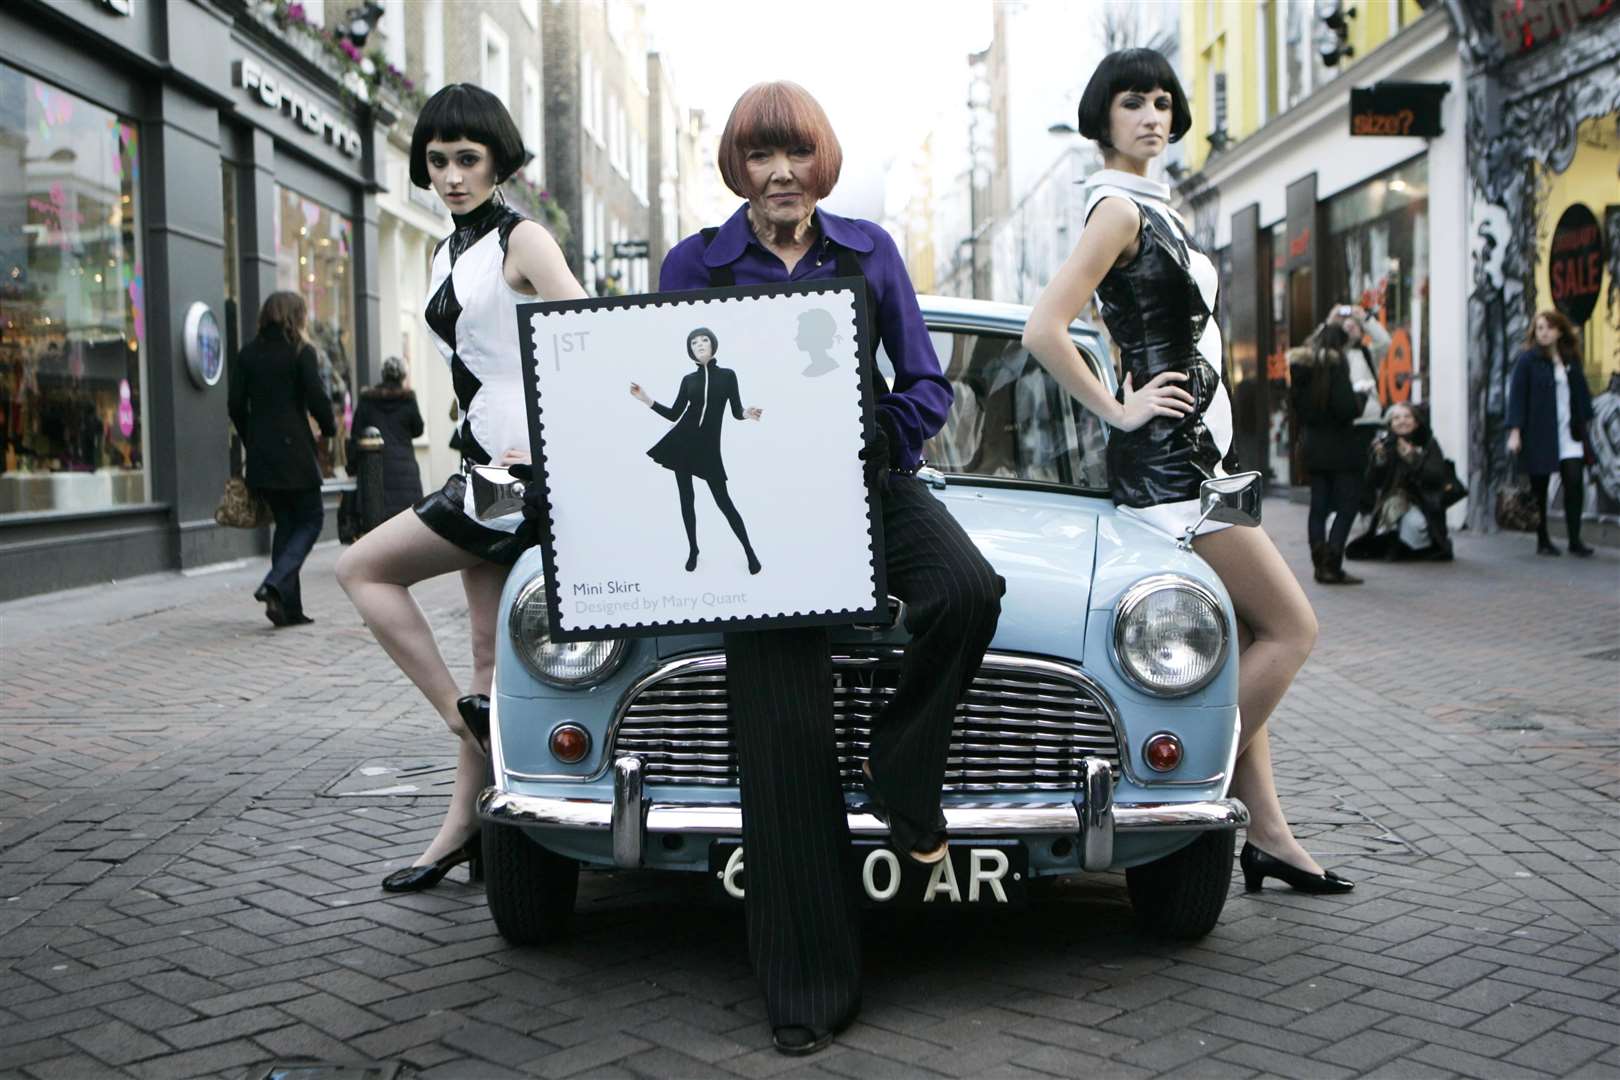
[724,477,1003,1031]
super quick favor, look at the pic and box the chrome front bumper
[477,754,1249,873]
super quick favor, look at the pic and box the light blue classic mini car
[477,296,1253,943]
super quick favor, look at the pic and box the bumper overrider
[477,755,1249,873]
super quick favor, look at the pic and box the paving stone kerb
[2,502,1616,1079]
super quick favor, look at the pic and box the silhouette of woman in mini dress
[630,327,764,573]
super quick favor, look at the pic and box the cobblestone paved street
[2,501,1617,1080]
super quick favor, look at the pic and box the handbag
[1494,461,1540,532]
[337,488,363,544]
[214,475,270,529]
[1438,458,1468,509]
[469,464,527,520]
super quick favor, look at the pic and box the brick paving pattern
[1,501,1616,1079]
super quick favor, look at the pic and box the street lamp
[342,2,385,48]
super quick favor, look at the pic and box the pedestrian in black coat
[1347,403,1455,561]
[347,357,425,520]
[1506,310,1596,556]
[228,291,337,626]
[630,327,765,574]
[1289,324,1364,584]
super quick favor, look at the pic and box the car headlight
[1111,575,1228,697]
[509,576,628,688]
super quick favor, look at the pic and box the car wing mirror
[1178,471,1263,550]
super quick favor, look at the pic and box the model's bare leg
[404,560,510,865]
[1193,524,1325,876]
[335,511,488,866]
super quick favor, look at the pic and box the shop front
[1459,0,1620,528]
[0,0,385,601]
[1188,9,1468,508]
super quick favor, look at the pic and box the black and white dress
[1083,169,1235,539]
[414,199,534,565]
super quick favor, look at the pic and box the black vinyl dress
[647,364,745,482]
[1085,172,1235,526]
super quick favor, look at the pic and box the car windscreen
[876,329,1110,493]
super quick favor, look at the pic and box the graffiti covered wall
[1455,0,1620,529]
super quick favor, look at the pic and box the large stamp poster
[517,279,885,641]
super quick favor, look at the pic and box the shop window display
[274,187,355,479]
[1323,157,1431,409]
[0,65,148,515]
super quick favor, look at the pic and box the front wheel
[483,824,579,945]
[1125,829,1235,940]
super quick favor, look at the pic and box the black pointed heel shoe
[860,761,948,865]
[1240,842,1354,895]
[457,694,490,753]
[381,834,481,893]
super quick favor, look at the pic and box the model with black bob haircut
[408,83,530,189]
[1024,49,1354,901]
[1074,47,1192,148]
[339,80,585,898]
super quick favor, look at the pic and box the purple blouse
[658,204,952,473]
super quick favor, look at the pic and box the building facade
[1177,2,1469,519]
[544,0,651,297]
[1179,0,1619,527]
[1453,0,1620,526]
[0,0,399,599]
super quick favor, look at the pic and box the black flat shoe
[773,1026,836,1056]
[1240,842,1353,895]
[861,761,948,865]
[746,551,762,575]
[256,585,289,627]
[457,694,490,752]
[1537,540,1562,556]
[1568,540,1595,557]
[381,835,481,893]
[685,549,699,572]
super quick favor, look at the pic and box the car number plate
[709,839,1028,908]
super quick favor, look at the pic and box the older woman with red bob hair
[657,82,1003,1056]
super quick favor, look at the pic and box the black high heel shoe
[457,694,490,753]
[860,761,947,865]
[381,834,482,893]
[1240,842,1354,894]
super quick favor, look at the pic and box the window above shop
[1326,157,1428,234]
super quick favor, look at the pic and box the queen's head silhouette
[794,309,840,378]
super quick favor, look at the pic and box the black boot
[1310,543,1330,584]
[1322,546,1363,585]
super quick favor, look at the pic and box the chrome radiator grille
[612,652,1121,791]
